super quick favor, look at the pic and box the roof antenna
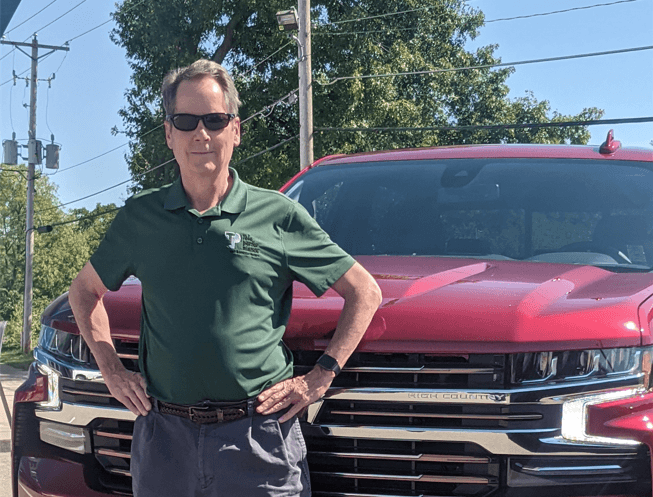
[599,129,621,155]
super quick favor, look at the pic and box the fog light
[39,421,87,453]
[35,363,61,410]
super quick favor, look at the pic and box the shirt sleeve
[89,200,137,291]
[282,201,355,297]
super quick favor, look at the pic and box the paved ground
[0,364,30,496]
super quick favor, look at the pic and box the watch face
[317,354,341,375]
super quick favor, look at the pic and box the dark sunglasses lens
[203,114,231,130]
[172,115,200,131]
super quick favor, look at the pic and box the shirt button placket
[195,218,205,247]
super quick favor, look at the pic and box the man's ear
[233,118,241,147]
[164,121,173,150]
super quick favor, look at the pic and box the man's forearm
[323,262,383,369]
[323,284,382,368]
[69,281,123,374]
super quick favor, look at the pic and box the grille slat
[313,451,490,464]
[313,471,491,485]
[319,400,551,430]
[329,410,541,421]
[312,493,440,497]
[117,353,139,360]
[94,429,132,441]
[62,388,113,398]
[106,467,131,477]
[96,448,131,459]
[345,367,495,374]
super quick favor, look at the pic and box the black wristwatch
[316,353,341,376]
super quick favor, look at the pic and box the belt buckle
[188,405,211,424]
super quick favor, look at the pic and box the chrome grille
[114,339,139,372]
[306,437,498,497]
[294,351,506,390]
[92,419,134,493]
[48,351,652,496]
[316,400,550,430]
[60,377,122,408]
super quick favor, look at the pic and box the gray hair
[161,59,241,116]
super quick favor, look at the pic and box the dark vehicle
[12,132,653,497]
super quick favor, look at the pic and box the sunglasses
[166,113,236,131]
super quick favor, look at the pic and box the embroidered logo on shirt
[225,231,242,250]
[225,232,261,257]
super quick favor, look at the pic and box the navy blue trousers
[130,401,311,496]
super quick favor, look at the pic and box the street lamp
[276,4,313,170]
[276,9,299,31]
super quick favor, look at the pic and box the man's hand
[256,367,335,423]
[104,366,151,417]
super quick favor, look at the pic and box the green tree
[70,203,119,254]
[0,168,114,348]
[111,0,603,192]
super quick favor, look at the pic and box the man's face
[164,75,240,177]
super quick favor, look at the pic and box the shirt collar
[163,167,247,215]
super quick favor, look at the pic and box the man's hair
[161,59,242,116]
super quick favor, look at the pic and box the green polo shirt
[90,168,355,404]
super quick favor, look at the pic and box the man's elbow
[358,272,382,310]
[68,266,104,313]
[69,272,90,306]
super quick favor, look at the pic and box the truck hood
[43,259,653,354]
[286,257,653,353]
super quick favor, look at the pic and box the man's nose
[193,122,211,140]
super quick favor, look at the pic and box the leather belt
[157,399,250,424]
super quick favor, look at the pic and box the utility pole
[297,0,314,170]
[1,35,69,353]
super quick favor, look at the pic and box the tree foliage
[0,168,117,348]
[111,0,603,192]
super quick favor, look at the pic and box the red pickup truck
[12,132,653,497]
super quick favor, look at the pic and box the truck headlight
[510,347,648,385]
[38,325,92,366]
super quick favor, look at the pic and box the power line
[62,0,148,44]
[3,0,61,36]
[319,45,653,85]
[241,89,298,124]
[30,0,88,35]
[232,135,299,166]
[315,116,653,133]
[235,41,295,81]
[485,0,639,23]
[56,124,164,173]
[63,19,112,44]
[38,205,122,231]
[313,0,639,29]
[314,27,417,37]
[314,0,640,37]
[314,5,434,27]
[47,157,175,211]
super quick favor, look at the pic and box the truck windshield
[284,158,653,270]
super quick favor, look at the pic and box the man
[68,59,382,496]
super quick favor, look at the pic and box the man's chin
[182,161,225,174]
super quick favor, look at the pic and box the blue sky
[1,0,651,211]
